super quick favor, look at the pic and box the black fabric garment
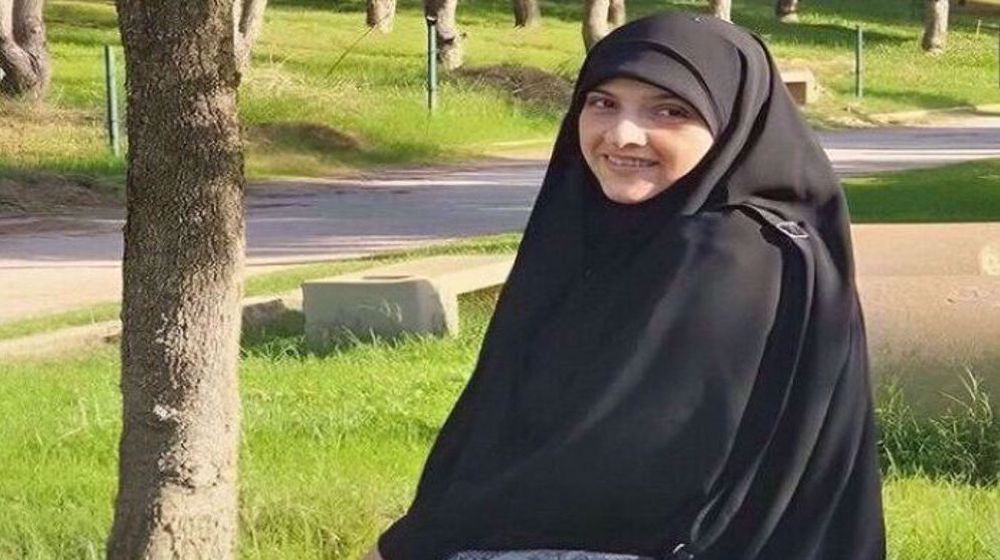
[378,12,886,560]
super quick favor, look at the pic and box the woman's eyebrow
[587,88,684,102]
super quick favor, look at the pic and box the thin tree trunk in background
[367,0,396,33]
[512,0,540,27]
[0,0,51,99]
[426,0,463,69]
[234,0,268,71]
[709,0,731,21]
[922,0,948,53]
[582,0,611,50]
[776,0,799,22]
[106,0,247,557]
[607,0,625,29]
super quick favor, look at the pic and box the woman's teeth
[606,155,656,168]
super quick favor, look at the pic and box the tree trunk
[367,0,396,33]
[0,0,51,99]
[921,0,948,53]
[776,0,799,22]
[106,0,247,558]
[582,0,611,51]
[512,0,540,28]
[426,0,463,70]
[607,0,625,28]
[709,0,731,22]
[234,0,268,72]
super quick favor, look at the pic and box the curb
[0,291,302,363]
[866,103,1000,124]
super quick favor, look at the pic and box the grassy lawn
[2,0,999,185]
[1,289,998,559]
[844,157,1000,223]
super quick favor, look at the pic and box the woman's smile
[604,153,658,169]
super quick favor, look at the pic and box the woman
[366,11,886,560]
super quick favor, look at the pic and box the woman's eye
[656,105,692,119]
[586,96,615,110]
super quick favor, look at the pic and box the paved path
[2,116,999,324]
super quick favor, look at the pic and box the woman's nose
[606,118,646,148]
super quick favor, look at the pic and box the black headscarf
[378,12,886,560]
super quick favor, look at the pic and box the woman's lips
[604,154,658,169]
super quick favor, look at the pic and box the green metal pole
[426,16,438,113]
[103,45,121,157]
[855,25,864,99]
[996,23,999,89]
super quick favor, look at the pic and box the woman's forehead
[587,77,684,102]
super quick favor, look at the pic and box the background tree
[583,0,625,50]
[236,0,268,69]
[776,0,799,22]
[608,0,625,28]
[367,0,396,32]
[709,0,731,21]
[512,0,540,27]
[106,0,265,556]
[922,0,948,53]
[427,0,463,69]
[0,0,50,99]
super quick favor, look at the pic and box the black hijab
[378,12,886,560]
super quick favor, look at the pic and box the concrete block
[304,276,455,349]
[302,255,514,350]
[780,68,817,105]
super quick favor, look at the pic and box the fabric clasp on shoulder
[667,543,696,560]
[775,221,809,239]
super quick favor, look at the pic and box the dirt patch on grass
[0,173,121,216]
[247,122,367,154]
[451,64,573,113]
[956,0,1000,16]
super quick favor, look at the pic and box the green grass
[844,158,1000,222]
[2,0,999,183]
[1,289,998,559]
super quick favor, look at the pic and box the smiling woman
[370,11,886,560]
[577,77,715,204]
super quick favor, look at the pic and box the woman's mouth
[604,154,658,169]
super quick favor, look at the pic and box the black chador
[378,12,887,560]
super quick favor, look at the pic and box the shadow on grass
[45,1,119,32]
[859,87,982,111]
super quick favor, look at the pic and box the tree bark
[512,0,540,28]
[0,0,51,99]
[106,0,247,558]
[776,0,799,22]
[367,0,396,33]
[607,0,625,28]
[709,0,731,22]
[921,0,948,53]
[426,0,463,70]
[234,0,268,72]
[582,0,611,51]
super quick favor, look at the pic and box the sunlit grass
[1,285,997,558]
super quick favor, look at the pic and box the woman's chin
[601,182,662,204]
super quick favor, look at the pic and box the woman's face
[578,77,715,204]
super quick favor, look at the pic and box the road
[2,116,999,323]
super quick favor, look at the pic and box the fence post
[855,25,864,99]
[426,15,438,114]
[103,45,121,157]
